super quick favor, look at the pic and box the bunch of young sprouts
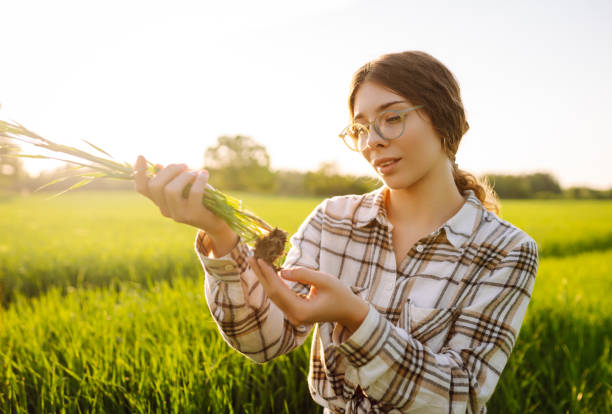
[0,119,287,266]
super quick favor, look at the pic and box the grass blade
[81,139,114,159]
[34,171,108,192]
[45,178,96,200]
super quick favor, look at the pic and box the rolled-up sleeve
[334,239,539,413]
[194,200,328,364]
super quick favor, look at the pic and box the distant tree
[204,135,277,193]
[526,172,562,196]
[484,172,562,199]
[483,174,531,199]
[563,186,612,200]
[303,161,380,197]
[275,170,306,196]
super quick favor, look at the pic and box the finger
[252,259,315,326]
[248,257,275,310]
[165,171,197,218]
[187,170,209,209]
[249,257,281,299]
[133,155,151,197]
[280,267,324,286]
[248,256,267,287]
[256,258,303,311]
[148,164,188,214]
[149,164,188,189]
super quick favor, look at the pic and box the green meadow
[1,191,611,413]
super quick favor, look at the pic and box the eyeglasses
[338,105,424,152]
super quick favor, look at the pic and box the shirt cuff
[194,229,252,282]
[336,303,392,368]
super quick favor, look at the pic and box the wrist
[341,295,370,334]
[207,226,239,258]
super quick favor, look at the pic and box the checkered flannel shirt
[194,187,539,413]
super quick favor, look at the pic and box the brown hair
[348,51,500,214]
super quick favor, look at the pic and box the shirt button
[224,264,234,271]
[416,244,424,253]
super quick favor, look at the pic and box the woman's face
[353,81,447,190]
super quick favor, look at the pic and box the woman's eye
[382,114,401,124]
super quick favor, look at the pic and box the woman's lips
[375,158,401,175]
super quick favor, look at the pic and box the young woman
[134,51,539,413]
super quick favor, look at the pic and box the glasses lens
[342,124,368,151]
[376,111,404,140]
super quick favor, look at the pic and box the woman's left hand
[246,257,370,333]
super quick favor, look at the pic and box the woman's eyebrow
[354,100,407,120]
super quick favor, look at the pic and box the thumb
[134,155,146,171]
[280,267,323,285]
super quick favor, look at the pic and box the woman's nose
[363,127,387,150]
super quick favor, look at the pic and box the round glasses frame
[338,105,425,152]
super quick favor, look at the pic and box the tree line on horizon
[1,134,610,200]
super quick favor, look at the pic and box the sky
[1,0,611,189]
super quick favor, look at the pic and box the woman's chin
[380,174,422,191]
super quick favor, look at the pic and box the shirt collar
[354,186,485,250]
[441,190,484,249]
[354,186,388,228]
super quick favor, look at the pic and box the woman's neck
[385,160,466,231]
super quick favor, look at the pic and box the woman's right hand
[133,155,236,244]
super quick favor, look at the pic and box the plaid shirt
[194,187,539,414]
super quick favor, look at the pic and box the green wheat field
[1,191,610,413]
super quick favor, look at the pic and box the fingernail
[280,269,290,278]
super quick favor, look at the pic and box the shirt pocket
[399,299,456,353]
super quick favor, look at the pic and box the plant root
[254,228,288,270]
